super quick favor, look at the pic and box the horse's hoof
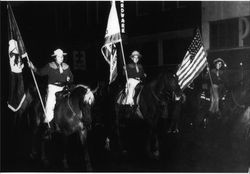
[29,151,39,160]
[122,149,128,155]
[86,166,93,172]
[86,164,93,171]
[173,129,179,133]
[167,129,172,134]
[153,150,160,159]
[42,133,52,140]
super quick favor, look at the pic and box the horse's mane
[73,84,95,105]
[75,84,90,90]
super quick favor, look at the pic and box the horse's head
[158,72,183,103]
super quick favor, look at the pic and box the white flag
[101,0,121,84]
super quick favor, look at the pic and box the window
[210,18,239,49]
[136,1,162,16]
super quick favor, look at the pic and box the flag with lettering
[176,29,207,90]
[101,0,121,84]
[7,3,27,112]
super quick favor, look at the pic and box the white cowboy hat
[130,50,142,59]
[213,58,225,65]
[9,39,19,54]
[51,48,67,57]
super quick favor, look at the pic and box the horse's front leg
[115,105,128,155]
[79,129,93,171]
[145,127,159,160]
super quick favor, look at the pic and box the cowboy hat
[213,58,225,65]
[9,39,19,54]
[51,48,67,57]
[130,50,142,59]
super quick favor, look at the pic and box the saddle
[117,84,144,119]
[55,84,74,102]
[117,83,143,106]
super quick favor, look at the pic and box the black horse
[192,71,250,170]
[17,83,96,171]
[115,71,183,159]
[193,68,250,130]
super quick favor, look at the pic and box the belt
[51,82,65,87]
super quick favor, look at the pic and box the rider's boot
[39,122,51,139]
[132,104,138,113]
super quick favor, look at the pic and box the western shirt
[36,61,73,85]
[126,63,145,79]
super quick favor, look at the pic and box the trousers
[44,84,64,123]
[209,84,220,113]
[125,78,140,105]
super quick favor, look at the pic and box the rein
[151,85,175,105]
[66,84,92,118]
[67,95,76,116]
[151,89,162,103]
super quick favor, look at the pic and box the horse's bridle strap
[67,96,76,116]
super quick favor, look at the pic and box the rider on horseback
[29,48,74,133]
[206,57,227,115]
[124,50,146,107]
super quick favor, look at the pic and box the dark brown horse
[115,71,183,159]
[18,83,96,171]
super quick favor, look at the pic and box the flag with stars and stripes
[176,29,208,90]
[101,0,121,84]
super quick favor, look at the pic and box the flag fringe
[7,94,26,112]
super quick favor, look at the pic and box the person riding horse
[29,48,74,135]
[206,57,228,115]
[124,50,146,108]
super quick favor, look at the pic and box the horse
[192,68,250,130]
[115,71,183,159]
[18,82,96,171]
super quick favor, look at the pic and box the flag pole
[7,3,49,127]
[120,40,128,83]
[26,56,50,128]
[205,58,216,99]
[8,3,49,127]
[198,28,215,98]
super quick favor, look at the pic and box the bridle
[66,85,94,129]
[152,74,181,104]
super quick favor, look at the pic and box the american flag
[176,29,207,90]
[101,0,121,84]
